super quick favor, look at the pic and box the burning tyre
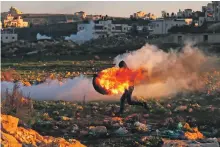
[92,66,145,95]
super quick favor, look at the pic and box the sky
[1,1,209,17]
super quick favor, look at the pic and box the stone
[1,114,19,134]
[134,121,148,133]
[94,55,100,60]
[143,114,149,118]
[80,130,89,136]
[1,131,22,147]
[89,126,107,136]
[115,127,128,136]
[61,116,71,121]
[162,138,220,147]
[174,105,187,112]
[71,124,79,133]
[125,113,139,122]
[167,104,172,108]
[188,108,193,113]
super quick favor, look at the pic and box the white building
[198,17,205,26]
[203,2,220,22]
[1,30,18,43]
[177,10,184,18]
[213,1,220,21]
[86,15,103,21]
[205,3,215,21]
[184,9,193,17]
[163,33,220,44]
[131,11,147,19]
[149,18,192,35]
[78,20,131,38]
[177,9,193,18]
[74,11,86,20]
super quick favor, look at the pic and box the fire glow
[94,67,146,95]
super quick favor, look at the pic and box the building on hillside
[3,14,29,28]
[149,18,192,35]
[144,13,157,20]
[163,33,220,44]
[1,29,18,43]
[1,7,78,26]
[77,20,132,38]
[86,15,103,21]
[74,11,86,19]
[198,17,206,26]
[202,6,207,13]
[9,6,23,15]
[131,11,147,19]
[177,9,193,18]
[184,9,193,17]
[196,2,220,26]
[193,11,205,19]
[65,15,75,23]
[213,1,220,21]
[203,2,220,22]
[205,3,215,21]
[177,10,184,18]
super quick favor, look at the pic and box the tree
[161,10,167,18]
[171,12,175,17]
[142,26,150,35]
[130,15,137,21]
[189,13,192,18]
[105,15,108,20]
[131,24,138,34]
[167,13,169,17]
[29,22,33,28]
[182,13,185,18]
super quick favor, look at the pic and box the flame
[95,67,146,95]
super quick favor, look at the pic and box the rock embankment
[1,114,86,147]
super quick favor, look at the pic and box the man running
[118,60,149,114]
[92,60,149,114]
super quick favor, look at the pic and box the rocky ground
[1,89,220,146]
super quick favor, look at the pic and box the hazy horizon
[1,1,209,17]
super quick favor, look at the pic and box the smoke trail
[65,21,98,44]
[114,43,220,98]
[1,75,118,101]
[36,33,52,40]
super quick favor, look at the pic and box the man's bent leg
[126,87,149,110]
[119,92,127,114]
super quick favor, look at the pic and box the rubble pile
[1,94,220,146]
[0,114,86,147]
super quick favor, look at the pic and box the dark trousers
[119,86,146,114]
